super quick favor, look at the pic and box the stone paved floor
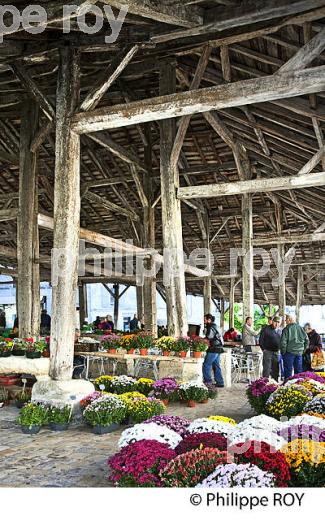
[0,384,254,488]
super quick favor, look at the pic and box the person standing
[242,317,259,353]
[259,316,281,380]
[130,314,140,332]
[281,314,309,379]
[40,309,51,335]
[303,323,323,372]
[203,314,225,388]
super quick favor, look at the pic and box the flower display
[191,336,209,353]
[178,382,209,403]
[123,396,166,424]
[303,394,325,415]
[187,418,235,436]
[110,376,137,395]
[119,334,136,352]
[196,463,275,488]
[228,425,286,451]
[143,415,190,436]
[231,441,291,487]
[281,439,325,487]
[83,395,127,427]
[287,372,325,384]
[265,384,312,420]
[208,416,237,425]
[173,336,192,354]
[94,375,115,392]
[131,332,154,351]
[155,337,176,353]
[175,432,228,454]
[17,403,48,429]
[100,334,121,351]
[284,378,325,396]
[47,404,72,425]
[108,440,176,487]
[160,448,229,487]
[80,391,104,409]
[278,425,325,443]
[135,378,154,396]
[118,423,182,449]
[237,414,281,434]
[246,378,278,414]
[152,378,179,400]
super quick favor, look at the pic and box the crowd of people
[203,313,324,388]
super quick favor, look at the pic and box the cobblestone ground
[0,384,254,488]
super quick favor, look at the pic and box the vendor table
[76,351,232,387]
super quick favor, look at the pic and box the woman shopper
[303,323,324,372]
[203,314,225,388]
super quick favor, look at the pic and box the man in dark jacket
[259,316,281,380]
[40,309,51,334]
[203,314,225,388]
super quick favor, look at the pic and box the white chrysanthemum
[228,426,286,450]
[280,414,325,430]
[118,423,182,449]
[187,418,235,436]
[238,414,281,433]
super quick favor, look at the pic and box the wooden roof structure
[1,0,325,312]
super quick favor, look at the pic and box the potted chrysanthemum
[101,334,121,355]
[0,339,13,357]
[174,337,191,358]
[47,404,73,431]
[17,403,48,434]
[83,395,127,435]
[191,337,209,359]
[155,337,176,357]
[26,339,47,359]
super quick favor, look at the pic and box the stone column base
[32,379,95,411]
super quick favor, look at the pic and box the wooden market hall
[0,0,325,389]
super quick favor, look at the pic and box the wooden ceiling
[0,0,324,306]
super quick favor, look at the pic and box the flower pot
[92,423,120,435]
[193,351,202,359]
[127,349,135,355]
[26,351,41,359]
[0,375,19,386]
[162,399,169,406]
[140,349,148,356]
[42,350,50,358]
[12,349,25,356]
[162,351,170,357]
[108,348,117,355]
[0,351,11,358]
[200,399,209,404]
[21,425,41,434]
[187,400,196,408]
[179,351,187,359]
[49,423,69,432]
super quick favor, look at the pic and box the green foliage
[18,403,48,428]
[224,304,278,332]
[47,405,72,424]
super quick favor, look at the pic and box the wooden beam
[87,132,146,171]
[297,146,325,175]
[84,190,139,221]
[254,232,325,246]
[296,266,304,323]
[177,171,325,199]
[50,47,80,381]
[72,66,325,133]
[100,0,203,27]
[276,27,325,74]
[0,208,18,222]
[151,0,325,43]
[242,193,254,321]
[80,45,139,112]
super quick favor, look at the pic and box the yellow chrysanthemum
[208,416,237,425]
[281,439,325,468]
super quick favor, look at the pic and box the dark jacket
[306,330,322,354]
[259,325,281,352]
[205,323,223,353]
[40,313,51,329]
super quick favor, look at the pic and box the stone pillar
[160,61,188,337]
[17,99,40,337]
[50,47,81,381]
[242,193,254,321]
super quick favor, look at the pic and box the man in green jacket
[280,315,309,380]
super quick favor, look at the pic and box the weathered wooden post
[136,285,144,324]
[229,277,235,329]
[17,99,40,337]
[296,266,303,324]
[32,46,94,403]
[113,284,119,329]
[159,61,188,337]
[242,193,254,321]
[78,282,88,327]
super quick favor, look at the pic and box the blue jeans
[283,352,303,380]
[203,352,224,386]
